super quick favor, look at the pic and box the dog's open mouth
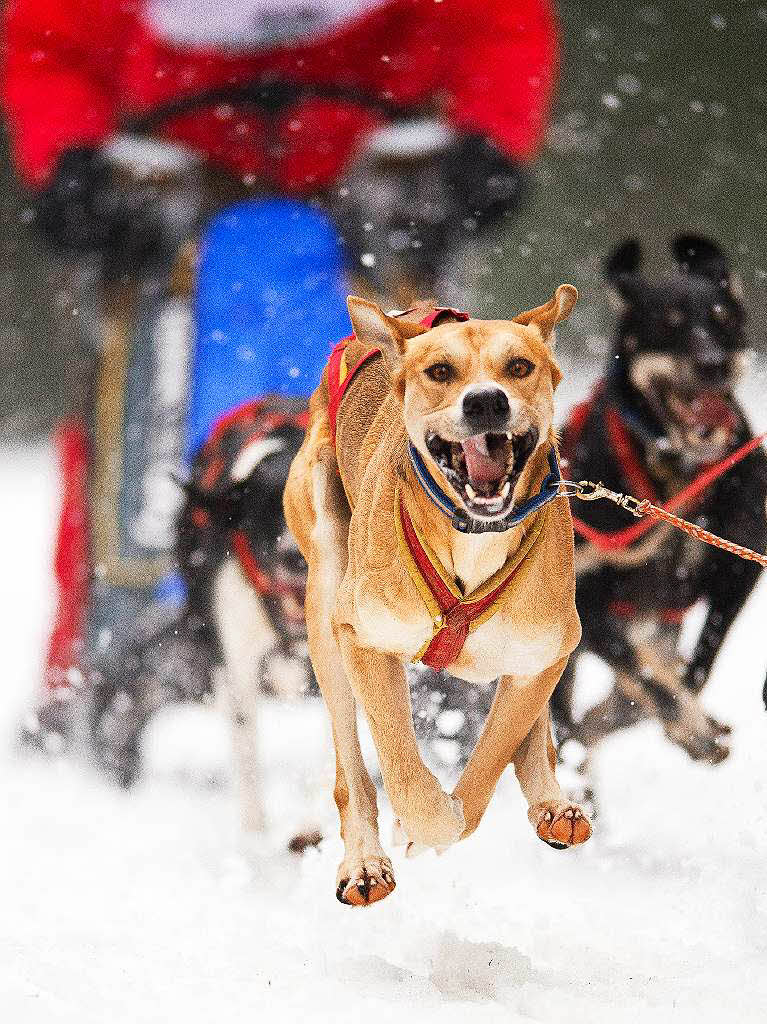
[660,386,738,447]
[425,427,539,517]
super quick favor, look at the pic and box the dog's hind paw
[336,854,396,907]
[530,801,592,849]
[664,716,731,765]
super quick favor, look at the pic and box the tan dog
[284,289,591,906]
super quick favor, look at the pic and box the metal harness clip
[558,480,646,518]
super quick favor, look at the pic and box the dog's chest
[448,615,563,684]
[352,587,561,685]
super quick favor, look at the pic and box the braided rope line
[636,501,767,568]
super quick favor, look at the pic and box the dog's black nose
[462,387,510,430]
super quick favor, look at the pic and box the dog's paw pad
[532,802,592,848]
[336,859,396,907]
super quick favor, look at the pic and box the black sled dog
[91,396,311,806]
[176,396,312,832]
[552,235,767,801]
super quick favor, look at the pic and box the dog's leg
[336,628,465,851]
[686,556,761,694]
[303,459,395,906]
[549,655,577,741]
[575,682,648,746]
[513,710,592,849]
[452,657,591,846]
[213,557,275,834]
[617,646,730,764]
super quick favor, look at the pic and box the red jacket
[3,0,558,192]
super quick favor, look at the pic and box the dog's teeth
[465,483,477,500]
[501,480,511,498]
[505,431,513,439]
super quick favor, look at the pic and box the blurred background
[0,0,764,440]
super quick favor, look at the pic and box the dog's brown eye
[507,357,534,379]
[425,362,454,383]
[711,303,730,324]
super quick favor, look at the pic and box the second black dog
[552,235,767,801]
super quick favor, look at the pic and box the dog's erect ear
[347,296,427,370]
[606,239,642,280]
[605,239,645,305]
[512,284,577,344]
[671,234,731,286]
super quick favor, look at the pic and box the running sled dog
[284,289,592,906]
[553,236,767,803]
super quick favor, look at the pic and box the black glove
[440,134,527,233]
[34,145,166,272]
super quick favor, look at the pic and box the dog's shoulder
[335,356,402,504]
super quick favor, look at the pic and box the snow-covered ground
[3,363,767,1022]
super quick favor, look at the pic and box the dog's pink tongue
[461,435,505,485]
[692,392,738,431]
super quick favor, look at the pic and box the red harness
[563,383,767,623]
[326,306,548,672]
[563,383,764,552]
[193,396,308,601]
[397,496,545,671]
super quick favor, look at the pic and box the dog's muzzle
[425,425,539,519]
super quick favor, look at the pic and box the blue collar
[407,442,562,534]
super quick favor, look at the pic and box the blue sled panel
[187,198,350,457]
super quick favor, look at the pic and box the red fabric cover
[3,0,559,187]
[44,418,89,693]
[326,306,470,443]
[326,338,379,445]
[399,497,520,672]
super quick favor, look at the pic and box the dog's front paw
[336,851,396,907]
[393,790,465,852]
[529,801,592,850]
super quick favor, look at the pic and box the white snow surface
[3,365,767,1022]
